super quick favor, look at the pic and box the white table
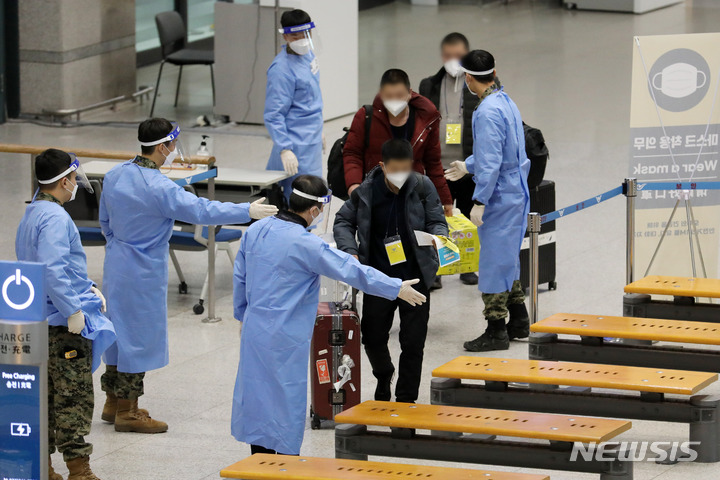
[82,160,287,197]
[82,159,287,323]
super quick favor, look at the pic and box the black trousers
[448,174,475,218]
[361,284,430,403]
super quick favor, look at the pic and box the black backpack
[327,105,372,200]
[523,122,549,189]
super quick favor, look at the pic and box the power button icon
[2,269,35,311]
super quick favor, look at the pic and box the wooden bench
[334,400,633,479]
[431,356,720,462]
[220,454,550,480]
[624,275,720,323]
[529,313,720,373]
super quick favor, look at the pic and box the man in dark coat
[419,32,478,287]
[334,139,448,404]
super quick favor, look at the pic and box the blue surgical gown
[231,215,402,454]
[466,89,531,294]
[100,161,251,373]
[264,46,323,196]
[15,199,116,372]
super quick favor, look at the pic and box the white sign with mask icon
[652,63,707,99]
[629,33,720,278]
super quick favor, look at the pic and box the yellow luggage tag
[446,124,462,144]
[384,235,407,265]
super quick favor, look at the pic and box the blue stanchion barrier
[540,185,624,224]
[637,181,720,191]
[535,179,720,226]
[173,167,217,187]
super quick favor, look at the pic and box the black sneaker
[463,329,510,352]
[374,373,394,401]
[507,303,530,340]
[459,272,478,285]
[430,276,443,291]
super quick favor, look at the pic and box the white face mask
[652,62,707,99]
[64,180,78,202]
[444,59,462,78]
[386,171,411,190]
[161,144,178,166]
[465,76,478,96]
[309,207,324,229]
[289,38,312,56]
[383,99,408,117]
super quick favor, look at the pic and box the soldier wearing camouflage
[48,326,94,461]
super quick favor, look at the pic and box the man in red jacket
[343,69,453,215]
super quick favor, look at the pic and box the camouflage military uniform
[48,326,94,461]
[133,155,158,170]
[482,280,526,322]
[101,365,145,399]
[479,83,500,104]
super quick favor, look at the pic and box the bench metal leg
[334,428,634,478]
[690,395,720,463]
[529,333,720,372]
[430,377,461,405]
[600,448,634,480]
[623,293,720,324]
[430,380,719,463]
[529,332,558,360]
[335,424,368,460]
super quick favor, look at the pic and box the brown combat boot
[114,397,168,433]
[49,455,63,480]
[66,456,100,480]
[101,393,148,423]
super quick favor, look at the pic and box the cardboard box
[437,214,480,275]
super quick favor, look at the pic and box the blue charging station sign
[0,262,45,323]
[0,365,41,480]
[0,261,46,480]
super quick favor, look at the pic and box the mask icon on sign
[652,63,707,99]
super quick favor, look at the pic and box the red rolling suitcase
[309,300,362,429]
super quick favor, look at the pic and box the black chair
[63,179,107,247]
[150,11,215,117]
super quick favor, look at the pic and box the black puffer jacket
[333,168,449,288]
[419,67,478,159]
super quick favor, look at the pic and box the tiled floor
[2,0,720,479]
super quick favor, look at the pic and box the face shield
[37,154,94,194]
[292,188,332,232]
[280,22,321,56]
[138,123,187,168]
[459,64,495,95]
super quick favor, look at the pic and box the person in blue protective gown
[264,9,324,200]
[99,118,278,434]
[444,50,531,352]
[16,148,115,480]
[231,175,427,455]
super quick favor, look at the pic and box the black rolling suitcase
[520,180,557,290]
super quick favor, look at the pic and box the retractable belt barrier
[540,185,624,224]
[527,178,720,325]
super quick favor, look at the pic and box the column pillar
[18,0,136,113]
